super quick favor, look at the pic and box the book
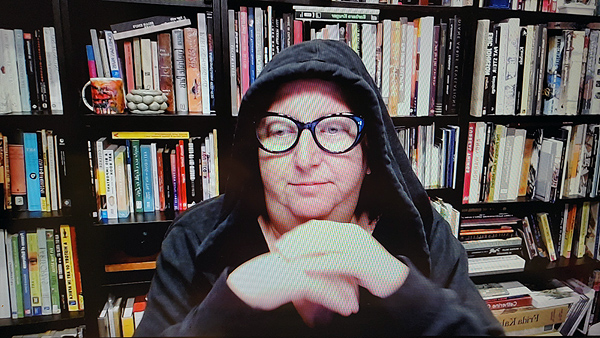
[198,12,211,115]
[111,16,192,40]
[157,33,175,114]
[36,228,51,315]
[183,28,202,114]
[114,146,130,219]
[493,304,569,335]
[471,20,490,117]
[171,29,188,115]
[140,145,155,212]
[98,301,110,337]
[27,232,42,316]
[42,27,63,113]
[69,226,84,311]
[17,231,32,316]
[228,10,238,115]
[10,234,24,318]
[133,295,147,329]
[131,140,143,213]
[94,137,108,219]
[0,29,23,113]
[537,212,557,261]
[103,144,118,219]
[293,5,380,23]
[13,29,31,113]
[0,230,11,319]
[59,225,79,312]
[23,132,42,211]
[121,297,135,337]
[123,41,135,92]
[468,255,525,276]
[45,229,60,314]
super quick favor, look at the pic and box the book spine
[46,132,59,211]
[45,229,60,314]
[59,225,79,312]
[486,295,533,310]
[42,27,63,113]
[140,145,155,212]
[187,139,196,204]
[18,231,32,316]
[178,140,187,210]
[115,147,130,218]
[183,28,202,114]
[197,12,211,115]
[123,41,135,92]
[10,235,24,318]
[26,232,42,316]
[150,143,160,211]
[3,135,10,210]
[467,245,523,258]
[514,26,527,115]
[23,33,41,112]
[69,226,84,310]
[247,8,256,85]
[171,29,188,114]
[23,132,42,211]
[132,38,142,89]
[240,7,250,97]
[131,140,143,213]
[228,10,238,115]
[103,145,118,219]
[254,8,264,77]
[463,122,475,203]
[151,41,159,91]
[90,29,104,78]
[537,212,557,261]
[139,38,152,89]
[162,148,173,211]
[36,130,49,212]
[206,12,215,111]
[170,149,178,210]
[36,228,51,315]
[156,147,165,211]
[53,231,66,312]
[417,17,434,117]
[14,29,31,113]
[5,232,18,319]
[94,138,107,219]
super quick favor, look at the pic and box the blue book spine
[487,0,510,8]
[140,145,154,212]
[248,7,256,84]
[18,231,32,317]
[23,132,42,211]
[446,129,456,188]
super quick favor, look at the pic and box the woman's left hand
[274,220,409,299]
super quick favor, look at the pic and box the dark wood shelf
[0,311,85,338]
[392,114,460,126]
[93,210,178,225]
[468,114,600,127]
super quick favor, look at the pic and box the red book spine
[294,20,303,45]
[486,295,533,310]
[175,144,182,211]
[123,41,135,93]
[69,226,84,311]
[156,148,165,211]
[462,122,475,204]
[239,7,250,96]
[178,140,187,210]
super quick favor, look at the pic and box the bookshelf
[2,0,600,336]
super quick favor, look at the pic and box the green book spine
[46,229,60,314]
[131,140,144,213]
[26,232,42,315]
[11,235,24,318]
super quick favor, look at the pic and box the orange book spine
[183,28,203,114]
[69,226,84,310]
[123,41,135,93]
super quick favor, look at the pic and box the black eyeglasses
[255,112,365,154]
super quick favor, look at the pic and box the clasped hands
[227,220,409,319]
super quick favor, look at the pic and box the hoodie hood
[224,39,434,275]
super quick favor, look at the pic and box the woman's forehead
[268,79,351,120]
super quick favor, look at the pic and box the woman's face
[258,79,368,231]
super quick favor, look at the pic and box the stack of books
[97,295,147,337]
[0,225,83,319]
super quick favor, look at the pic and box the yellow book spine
[111,131,190,140]
[121,315,135,337]
[212,129,219,195]
[537,213,557,261]
[60,225,79,311]
[493,304,569,333]
[27,232,42,315]
[577,202,591,258]
[388,21,401,117]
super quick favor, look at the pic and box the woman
[135,39,503,336]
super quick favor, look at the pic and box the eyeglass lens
[256,115,360,153]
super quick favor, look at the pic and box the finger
[299,274,359,316]
[275,220,368,259]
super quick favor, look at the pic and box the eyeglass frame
[255,112,366,154]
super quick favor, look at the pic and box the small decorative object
[126,89,168,114]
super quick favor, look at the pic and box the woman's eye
[268,123,294,136]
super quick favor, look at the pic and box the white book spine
[46,133,59,211]
[520,25,534,115]
[13,29,31,112]
[197,13,211,115]
[1,29,23,113]
[267,6,273,62]
[400,22,412,116]
[5,234,17,319]
[90,29,104,78]
[255,8,264,77]
[103,30,121,78]
[172,29,189,114]
[115,146,130,218]
[417,17,434,117]
[381,20,391,104]
[208,133,216,198]
[140,38,153,90]
[471,20,490,117]
[493,125,507,201]
[0,230,10,319]
[495,23,508,115]
[54,135,63,210]
[150,142,160,210]
[98,38,111,77]
[564,30,585,115]
[36,228,52,315]
[133,38,142,89]
[151,40,160,90]
[361,24,377,82]
[228,10,238,116]
[104,145,118,219]
[504,19,520,116]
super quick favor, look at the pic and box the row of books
[11,325,86,338]
[88,13,215,115]
[228,6,463,118]
[462,123,600,204]
[0,130,67,212]
[331,0,474,7]
[0,225,83,320]
[477,279,595,335]
[89,131,219,220]
[525,202,600,262]
[471,19,600,117]
[0,27,63,115]
[98,295,146,337]
[396,123,460,189]
[480,0,598,15]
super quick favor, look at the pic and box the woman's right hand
[226,252,359,317]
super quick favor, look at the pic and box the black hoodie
[135,40,504,336]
